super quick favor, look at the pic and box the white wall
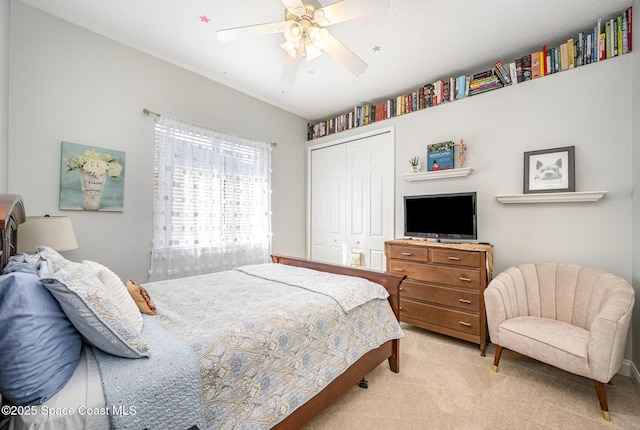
[311,54,634,361]
[0,0,9,193]
[7,1,308,281]
[312,56,632,278]
[631,0,640,389]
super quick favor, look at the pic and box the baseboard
[625,358,640,396]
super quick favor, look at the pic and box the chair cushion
[498,316,590,378]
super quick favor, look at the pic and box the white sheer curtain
[150,116,272,281]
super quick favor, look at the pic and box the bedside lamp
[17,215,78,253]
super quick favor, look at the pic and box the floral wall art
[59,141,125,211]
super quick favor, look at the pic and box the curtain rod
[142,108,277,147]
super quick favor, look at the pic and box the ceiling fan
[216,0,389,84]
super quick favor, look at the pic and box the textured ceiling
[18,0,633,122]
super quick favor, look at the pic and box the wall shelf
[495,191,607,204]
[403,167,473,181]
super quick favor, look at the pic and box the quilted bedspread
[143,263,404,429]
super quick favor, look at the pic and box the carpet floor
[303,323,640,430]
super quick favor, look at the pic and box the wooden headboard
[0,194,26,270]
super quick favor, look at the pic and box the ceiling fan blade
[323,34,367,76]
[317,0,389,26]
[281,44,303,85]
[217,21,285,42]
[281,0,304,11]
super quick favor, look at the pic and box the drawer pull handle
[394,268,404,272]
[459,277,472,282]
[458,321,472,327]
[448,256,460,260]
[458,299,472,304]
[399,287,403,291]
[401,252,412,256]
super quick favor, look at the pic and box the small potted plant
[409,156,421,173]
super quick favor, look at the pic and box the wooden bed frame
[270,255,404,429]
[0,194,25,270]
[0,194,404,430]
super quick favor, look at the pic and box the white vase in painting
[79,169,107,210]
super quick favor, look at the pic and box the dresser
[385,240,493,356]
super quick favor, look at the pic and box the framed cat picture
[523,146,575,194]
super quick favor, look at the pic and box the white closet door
[345,133,394,270]
[309,128,394,269]
[310,143,346,265]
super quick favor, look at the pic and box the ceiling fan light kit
[281,7,329,61]
[216,0,389,83]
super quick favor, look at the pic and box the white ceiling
[18,0,633,122]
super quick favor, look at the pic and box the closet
[308,127,394,270]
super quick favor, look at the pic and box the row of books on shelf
[307,7,632,141]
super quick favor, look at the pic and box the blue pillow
[1,252,38,276]
[0,271,82,405]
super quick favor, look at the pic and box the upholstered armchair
[484,263,635,421]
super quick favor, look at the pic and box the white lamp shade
[17,216,79,253]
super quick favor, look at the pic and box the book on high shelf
[599,30,606,60]
[442,82,450,103]
[605,19,612,58]
[508,62,518,84]
[559,43,569,71]
[596,18,602,61]
[617,14,623,56]
[531,52,540,78]
[423,84,434,107]
[494,61,511,85]
[628,7,633,52]
[456,75,467,99]
[472,70,494,80]
[622,10,629,54]
[521,55,532,81]
[433,80,444,105]
[567,39,574,68]
[427,142,454,171]
[515,58,524,82]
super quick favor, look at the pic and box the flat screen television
[403,192,477,240]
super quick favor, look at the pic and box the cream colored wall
[7,1,308,282]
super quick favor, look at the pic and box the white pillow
[42,263,150,358]
[83,260,144,334]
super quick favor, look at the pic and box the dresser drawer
[389,259,481,290]
[387,245,430,262]
[400,280,480,312]
[400,299,480,335]
[431,248,482,268]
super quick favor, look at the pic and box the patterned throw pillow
[42,262,151,358]
[127,279,157,315]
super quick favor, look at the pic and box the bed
[0,194,405,430]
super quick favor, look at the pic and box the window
[150,116,271,281]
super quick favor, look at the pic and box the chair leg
[594,380,611,422]
[492,345,503,373]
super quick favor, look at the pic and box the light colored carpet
[304,323,640,430]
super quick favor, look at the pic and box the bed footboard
[270,255,405,428]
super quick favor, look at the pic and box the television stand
[384,240,493,356]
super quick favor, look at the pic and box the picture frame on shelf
[523,146,575,194]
